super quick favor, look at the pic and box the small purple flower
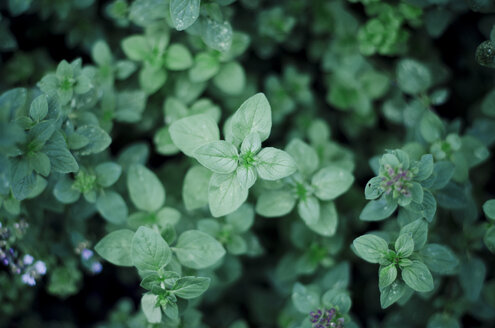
[91,261,102,274]
[81,248,94,260]
[23,254,34,265]
[2,258,9,266]
[34,261,47,275]
[21,273,36,286]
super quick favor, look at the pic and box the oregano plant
[0,0,494,327]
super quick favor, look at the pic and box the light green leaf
[397,59,432,95]
[285,138,319,177]
[226,203,255,233]
[194,140,239,174]
[306,201,338,237]
[141,293,162,324]
[229,93,272,146]
[421,244,459,275]
[255,147,296,180]
[165,43,193,70]
[95,229,134,266]
[127,164,165,212]
[95,162,122,187]
[379,264,398,289]
[131,226,172,272]
[29,95,48,121]
[402,260,434,292]
[360,197,397,221]
[189,52,220,82]
[483,199,495,220]
[174,230,226,269]
[139,65,167,94]
[255,190,296,217]
[96,191,128,225]
[172,276,210,299]
[321,289,351,313]
[400,219,428,250]
[395,233,414,258]
[236,165,257,189]
[201,18,233,52]
[169,114,220,157]
[291,282,320,313]
[76,125,112,156]
[297,196,320,226]
[170,0,200,31]
[311,166,354,201]
[182,165,212,211]
[380,280,406,309]
[122,35,149,61]
[213,61,245,95]
[427,313,460,328]
[208,172,248,217]
[353,234,389,263]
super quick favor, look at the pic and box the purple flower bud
[34,261,47,275]
[21,273,36,286]
[23,254,34,265]
[2,258,9,266]
[91,261,102,274]
[81,249,94,260]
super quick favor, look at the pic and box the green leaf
[139,65,167,94]
[421,244,459,275]
[397,59,432,95]
[483,199,495,220]
[459,257,486,302]
[395,233,414,258]
[115,90,147,123]
[353,234,389,264]
[426,161,455,190]
[92,40,112,66]
[127,164,165,212]
[285,138,319,177]
[229,93,272,146]
[226,203,255,233]
[306,201,338,237]
[53,175,80,204]
[201,19,233,52]
[235,165,257,189]
[170,0,200,31]
[76,125,112,156]
[169,114,220,157]
[208,172,248,217]
[255,147,296,180]
[484,226,495,253]
[141,293,162,324]
[95,162,122,188]
[164,43,193,70]
[131,226,172,272]
[29,95,48,121]
[174,230,226,269]
[380,280,406,309]
[415,154,434,181]
[291,282,320,314]
[322,289,352,313]
[172,276,210,299]
[122,35,149,61]
[297,196,320,226]
[9,157,36,201]
[194,140,239,174]
[95,229,134,266]
[365,176,383,200]
[213,61,246,95]
[189,52,221,82]
[400,219,428,251]
[28,151,51,176]
[360,197,397,221]
[379,264,398,289]
[96,191,128,225]
[255,190,296,218]
[227,234,248,255]
[401,260,434,292]
[182,165,212,211]
[420,110,445,143]
[311,166,354,201]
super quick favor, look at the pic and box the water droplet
[476,40,495,68]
